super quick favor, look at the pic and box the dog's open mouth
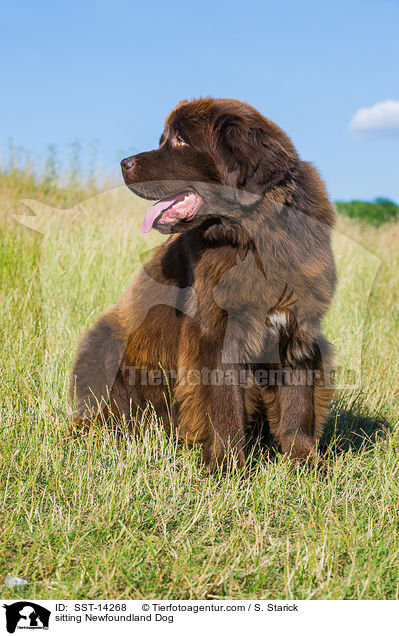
[141,191,203,233]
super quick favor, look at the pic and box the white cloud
[349,99,399,136]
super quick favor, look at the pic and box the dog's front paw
[202,440,246,474]
[279,431,317,463]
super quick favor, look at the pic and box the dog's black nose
[120,157,135,171]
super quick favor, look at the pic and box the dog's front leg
[201,370,246,472]
[175,323,246,472]
[274,383,316,461]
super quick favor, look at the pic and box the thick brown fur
[70,98,336,470]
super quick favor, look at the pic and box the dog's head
[121,98,298,235]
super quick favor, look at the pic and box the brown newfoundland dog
[70,98,336,470]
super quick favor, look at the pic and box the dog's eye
[174,135,187,148]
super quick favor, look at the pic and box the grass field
[0,167,398,600]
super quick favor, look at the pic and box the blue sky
[1,0,398,200]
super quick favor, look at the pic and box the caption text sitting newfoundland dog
[70,98,336,471]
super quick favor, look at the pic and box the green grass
[0,168,398,600]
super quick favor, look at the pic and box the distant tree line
[335,198,399,226]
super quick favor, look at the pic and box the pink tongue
[141,196,179,233]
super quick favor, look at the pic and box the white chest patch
[267,311,288,332]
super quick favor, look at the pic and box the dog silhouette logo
[3,602,50,633]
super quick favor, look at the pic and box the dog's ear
[213,113,295,208]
